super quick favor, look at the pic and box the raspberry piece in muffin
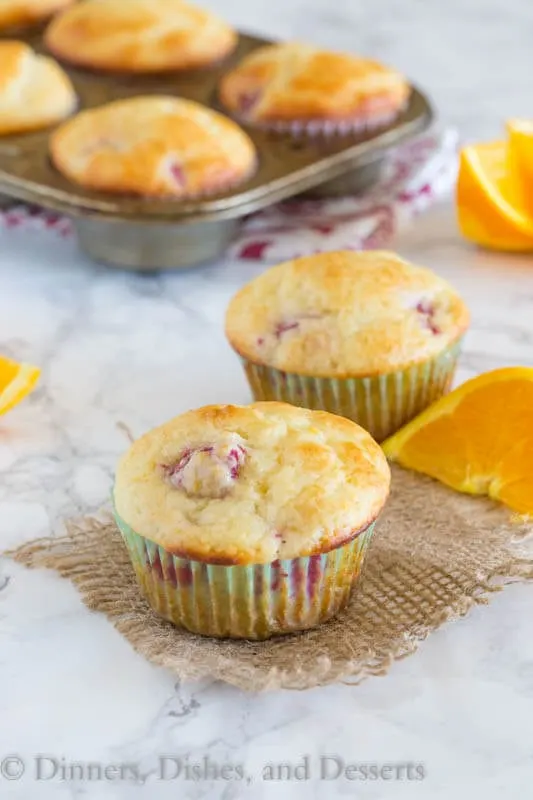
[162,436,247,498]
[275,319,300,338]
[415,299,442,335]
[273,313,323,340]
[167,161,187,189]
[236,90,264,115]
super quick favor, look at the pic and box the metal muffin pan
[0,25,433,269]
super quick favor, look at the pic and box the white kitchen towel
[0,128,458,262]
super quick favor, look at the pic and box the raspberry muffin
[219,42,410,134]
[113,401,390,639]
[0,41,76,135]
[0,0,72,30]
[45,0,237,73]
[225,251,470,442]
[50,96,256,198]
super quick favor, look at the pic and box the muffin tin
[0,25,433,270]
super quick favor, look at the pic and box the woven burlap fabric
[6,466,533,691]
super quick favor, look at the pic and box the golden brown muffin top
[114,402,390,565]
[45,0,237,72]
[0,40,76,135]
[50,96,256,197]
[0,0,73,30]
[226,251,470,377]
[220,42,410,124]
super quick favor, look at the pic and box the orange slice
[0,355,40,416]
[507,118,533,216]
[382,367,533,516]
[456,141,533,251]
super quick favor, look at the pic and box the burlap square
[6,466,533,691]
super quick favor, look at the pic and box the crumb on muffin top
[114,402,390,565]
[49,96,256,198]
[225,251,470,377]
[219,41,410,124]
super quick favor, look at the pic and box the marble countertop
[2,1,533,798]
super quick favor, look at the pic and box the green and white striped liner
[114,505,377,641]
[240,340,462,442]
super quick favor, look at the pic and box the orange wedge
[382,367,533,516]
[0,355,40,416]
[457,141,533,251]
[507,118,533,216]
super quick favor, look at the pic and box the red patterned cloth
[0,129,457,262]
[231,129,458,261]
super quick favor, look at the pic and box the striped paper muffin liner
[232,104,407,139]
[239,339,462,443]
[113,508,377,641]
[254,109,403,136]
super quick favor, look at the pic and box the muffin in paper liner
[112,402,390,639]
[230,106,407,139]
[219,42,411,138]
[238,339,463,444]
[225,251,469,442]
[113,506,377,641]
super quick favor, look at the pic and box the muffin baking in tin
[50,96,257,199]
[0,0,427,276]
[0,41,76,135]
[45,0,237,73]
[219,41,410,135]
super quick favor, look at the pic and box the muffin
[113,401,390,639]
[225,251,470,442]
[44,0,237,73]
[0,41,76,135]
[49,96,256,198]
[0,0,73,30]
[219,42,410,134]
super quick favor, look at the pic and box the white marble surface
[2,1,533,798]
